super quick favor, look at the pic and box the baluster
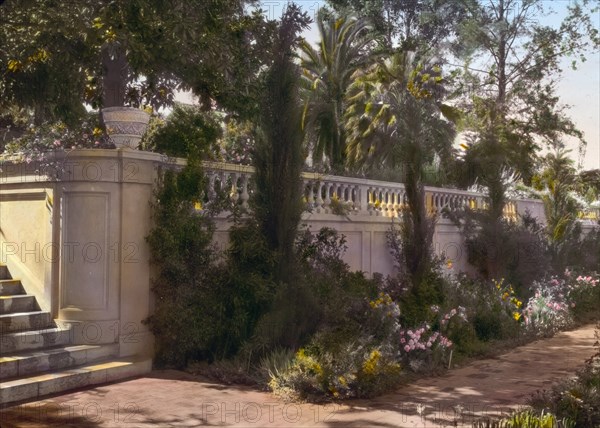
[240,173,249,208]
[350,185,358,212]
[229,173,239,204]
[315,181,324,212]
[324,182,332,212]
[307,180,315,210]
[367,187,374,213]
[208,172,217,202]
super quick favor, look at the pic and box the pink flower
[404,345,411,352]
[400,338,406,344]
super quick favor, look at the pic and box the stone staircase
[0,264,151,405]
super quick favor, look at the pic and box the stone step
[0,265,9,280]
[0,295,37,315]
[0,343,120,380]
[0,280,24,296]
[0,325,71,355]
[0,311,53,333]
[0,357,152,405]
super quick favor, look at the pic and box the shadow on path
[0,324,596,427]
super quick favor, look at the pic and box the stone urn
[101,107,150,149]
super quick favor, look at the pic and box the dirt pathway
[0,324,596,428]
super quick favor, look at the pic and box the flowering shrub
[523,279,572,336]
[2,118,112,178]
[4,119,111,156]
[397,307,466,372]
[269,342,402,400]
[564,271,600,321]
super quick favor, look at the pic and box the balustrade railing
[201,161,527,221]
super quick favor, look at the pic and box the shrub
[564,271,600,323]
[443,275,522,345]
[523,279,573,337]
[447,209,550,297]
[145,164,220,367]
[386,222,446,326]
[143,104,222,158]
[145,165,277,367]
[269,342,402,400]
[577,226,600,272]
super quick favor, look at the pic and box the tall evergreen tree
[252,4,310,281]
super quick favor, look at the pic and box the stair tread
[0,344,110,361]
[0,324,67,339]
[0,357,148,387]
[0,310,49,318]
[0,294,33,299]
[0,343,121,382]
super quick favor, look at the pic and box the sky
[260,0,600,171]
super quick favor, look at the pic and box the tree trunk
[101,46,128,108]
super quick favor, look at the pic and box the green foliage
[443,275,522,346]
[345,50,456,294]
[299,11,375,171]
[578,228,600,273]
[386,220,444,326]
[145,165,275,367]
[531,150,586,271]
[447,208,550,296]
[144,164,218,367]
[326,0,469,52]
[0,0,276,126]
[143,104,222,158]
[473,411,575,428]
[1,113,112,177]
[454,0,599,211]
[252,5,310,280]
[267,227,399,400]
[269,345,402,400]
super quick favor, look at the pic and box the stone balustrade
[202,161,520,220]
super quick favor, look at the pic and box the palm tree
[299,12,374,172]
[533,149,583,270]
[344,50,456,290]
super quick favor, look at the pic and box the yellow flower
[362,350,381,375]
[502,292,509,301]
[93,127,103,137]
[513,312,521,321]
[446,259,453,269]
[7,59,21,72]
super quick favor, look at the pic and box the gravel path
[0,324,597,427]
